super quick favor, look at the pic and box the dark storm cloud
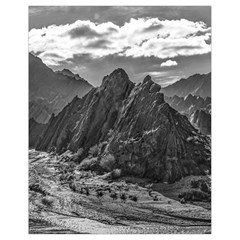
[68,25,102,39]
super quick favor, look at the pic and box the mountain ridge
[31,68,211,183]
[162,72,211,98]
[29,53,93,123]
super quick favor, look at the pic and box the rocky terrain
[162,73,211,98]
[29,68,211,234]
[29,53,92,123]
[190,109,211,135]
[164,94,211,135]
[29,150,211,234]
[30,69,211,183]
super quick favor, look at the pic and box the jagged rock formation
[190,109,211,135]
[34,69,211,183]
[29,53,92,123]
[56,69,88,82]
[164,94,211,135]
[29,118,47,149]
[165,94,211,116]
[162,73,211,98]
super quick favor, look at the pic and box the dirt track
[29,150,211,234]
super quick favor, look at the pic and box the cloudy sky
[29,6,211,87]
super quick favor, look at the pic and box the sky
[29,6,211,87]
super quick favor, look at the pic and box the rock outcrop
[34,69,211,182]
[191,109,211,135]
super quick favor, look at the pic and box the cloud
[161,60,178,67]
[68,25,102,39]
[86,39,112,49]
[29,18,211,66]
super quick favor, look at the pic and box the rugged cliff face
[191,109,211,135]
[164,94,211,135]
[165,94,211,116]
[34,69,211,182]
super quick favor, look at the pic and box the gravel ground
[29,150,211,234]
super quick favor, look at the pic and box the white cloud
[29,18,211,66]
[161,60,178,67]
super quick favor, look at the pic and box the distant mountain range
[29,53,92,123]
[30,69,210,183]
[162,73,211,98]
[165,95,211,135]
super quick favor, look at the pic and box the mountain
[29,118,47,149]
[190,109,211,135]
[164,95,211,135]
[29,53,93,123]
[162,73,211,98]
[164,94,211,116]
[56,68,87,82]
[32,69,211,183]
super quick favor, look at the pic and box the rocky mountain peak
[101,68,132,87]
[143,75,152,83]
[33,68,211,183]
[100,68,135,102]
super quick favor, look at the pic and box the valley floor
[29,150,211,234]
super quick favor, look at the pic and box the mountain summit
[31,69,211,183]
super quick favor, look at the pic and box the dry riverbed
[29,150,211,234]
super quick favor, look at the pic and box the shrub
[129,195,138,202]
[120,192,127,201]
[179,189,210,202]
[110,192,118,200]
[97,191,104,198]
[85,187,90,196]
[180,198,186,204]
[153,195,158,201]
[200,181,210,193]
[111,169,121,179]
[79,157,98,171]
[69,182,76,192]
[100,154,116,171]
[88,145,99,157]
[29,183,47,196]
[190,179,211,194]
[41,197,54,207]
[191,180,200,188]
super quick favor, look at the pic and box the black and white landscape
[29,6,211,234]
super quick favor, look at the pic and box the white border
[1,0,240,239]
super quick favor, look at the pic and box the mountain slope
[190,109,211,135]
[29,53,93,123]
[164,95,211,135]
[162,73,211,98]
[34,69,211,183]
[29,118,47,149]
[165,94,211,116]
